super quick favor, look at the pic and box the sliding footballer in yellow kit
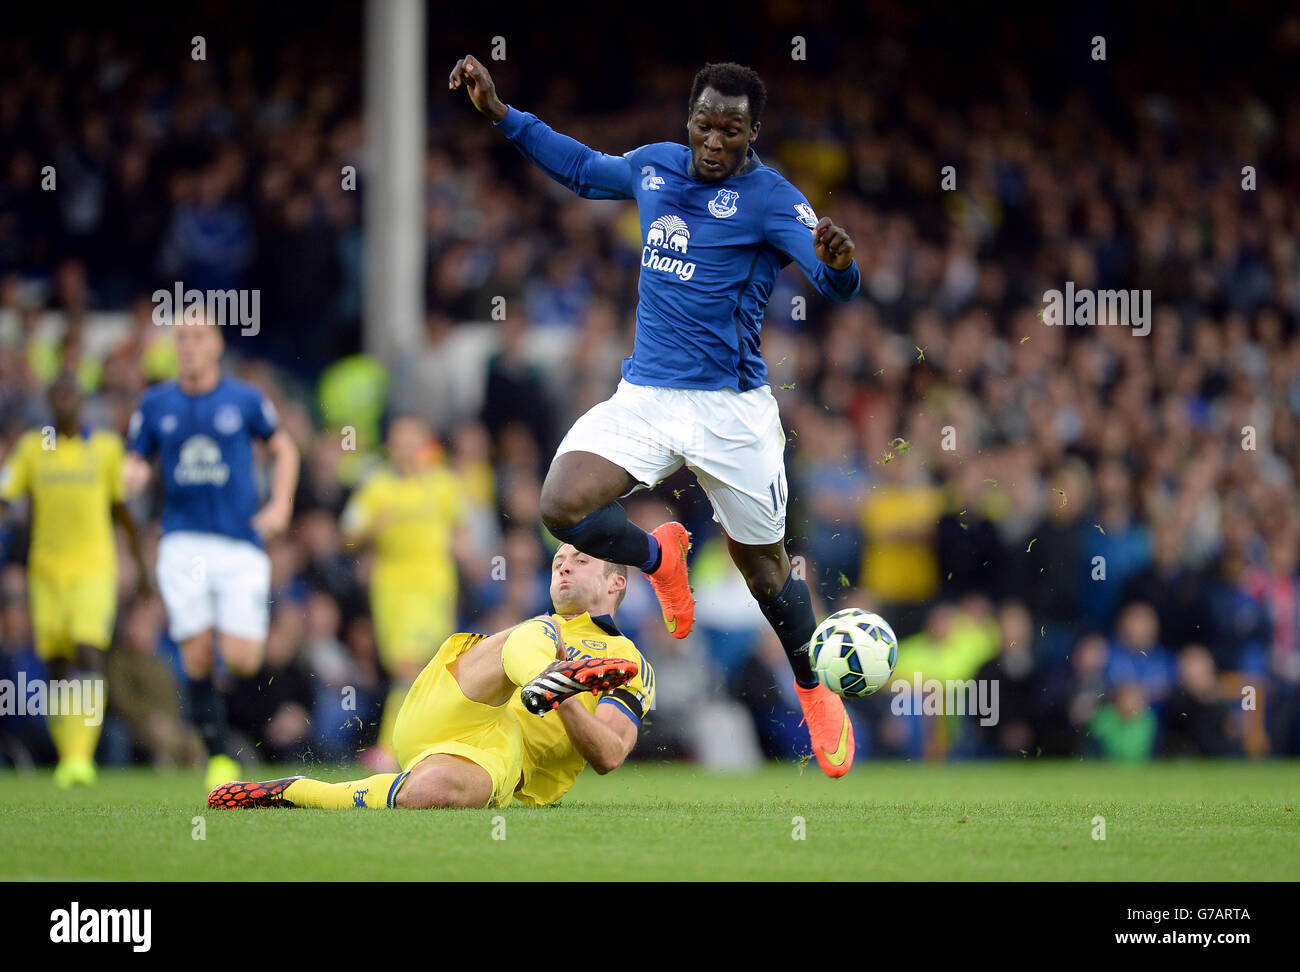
[209,544,654,810]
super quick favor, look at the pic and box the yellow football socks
[283,773,403,809]
[48,711,101,763]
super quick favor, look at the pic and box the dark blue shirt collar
[589,613,622,637]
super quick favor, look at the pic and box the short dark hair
[688,62,766,126]
[604,560,629,610]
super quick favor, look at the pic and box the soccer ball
[809,608,898,697]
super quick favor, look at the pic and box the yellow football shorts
[391,633,524,809]
[371,583,456,670]
[29,569,116,661]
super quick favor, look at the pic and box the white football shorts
[554,379,789,545]
[157,530,272,643]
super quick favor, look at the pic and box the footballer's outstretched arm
[557,699,638,775]
[449,54,635,201]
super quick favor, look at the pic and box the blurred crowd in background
[4,3,1300,772]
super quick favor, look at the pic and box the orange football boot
[520,656,640,715]
[645,522,694,639]
[795,680,855,778]
[208,776,304,809]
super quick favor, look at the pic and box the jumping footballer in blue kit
[450,56,862,777]
[125,319,299,790]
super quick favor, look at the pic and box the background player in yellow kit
[208,544,654,809]
[340,414,466,768]
[0,375,150,786]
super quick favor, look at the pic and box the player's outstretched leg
[728,536,854,777]
[540,451,695,638]
[208,773,408,809]
[520,656,639,715]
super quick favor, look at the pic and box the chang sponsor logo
[174,435,230,486]
[642,214,697,281]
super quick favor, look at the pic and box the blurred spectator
[734,627,815,761]
[1244,526,1300,754]
[105,597,204,768]
[1062,632,1110,755]
[480,316,555,454]
[1204,550,1272,673]
[973,601,1040,757]
[858,453,943,639]
[1104,602,1176,709]
[1119,518,1212,654]
[226,603,315,764]
[1091,683,1157,763]
[1162,644,1235,757]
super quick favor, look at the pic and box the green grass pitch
[2,760,1297,881]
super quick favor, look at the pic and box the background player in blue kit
[450,55,863,777]
[125,318,300,789]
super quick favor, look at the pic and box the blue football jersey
[494,106,861,391]
[127,376,278,546]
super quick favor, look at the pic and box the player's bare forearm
[813,216,855,270]
[557,700,637,775]
[112,502,152,596]
[251,430,299,540]
[448,55,507,123]
[124,453,152,498]
[268,430,300,507]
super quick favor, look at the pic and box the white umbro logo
[641,165,665,191]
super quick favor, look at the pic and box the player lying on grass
[450,55,860,778]
[208,544,654,809]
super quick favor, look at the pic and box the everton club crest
[707,188,740,219]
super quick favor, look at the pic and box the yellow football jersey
[341,463,463,589]
[510,611,655,808]
[0,428,125,581]
[859,484,944,602]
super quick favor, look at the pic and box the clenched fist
[448,55,508,123]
